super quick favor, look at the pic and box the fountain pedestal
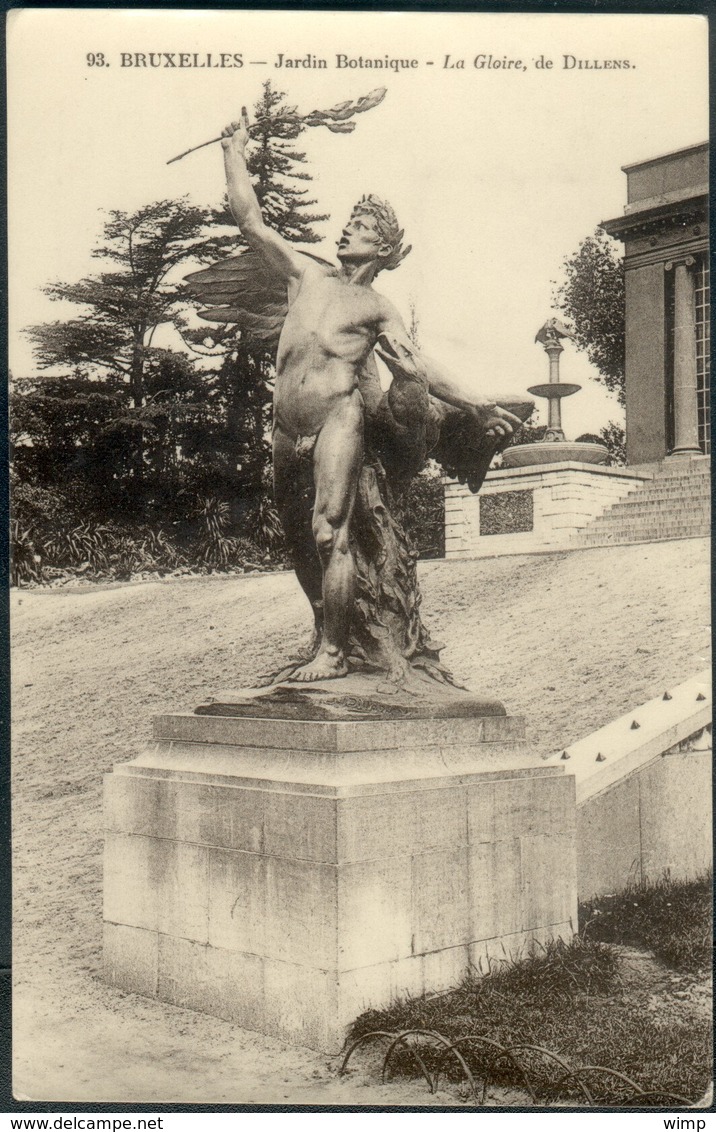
[445,460,653,559]
[444,317,646,560]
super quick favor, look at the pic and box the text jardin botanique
[118,52,633,71]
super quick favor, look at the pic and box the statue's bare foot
[289,649,348,682]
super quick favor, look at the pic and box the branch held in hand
[167,87,387,165]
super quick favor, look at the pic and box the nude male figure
[222,110,521,681]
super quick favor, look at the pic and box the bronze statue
[187,109,532,705]
[534,317,575,347]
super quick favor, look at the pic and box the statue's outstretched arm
[222,111,306,286]
[375,301,522,441]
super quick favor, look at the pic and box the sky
[7,9,709,435]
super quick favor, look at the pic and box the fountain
[502,319,608,467]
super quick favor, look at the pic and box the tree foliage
[247,81,329,242]
[401,464,445,560]
[27,200,215,405]
[598,421,626,466]
[552,229,626,407]
[12,82,332,580]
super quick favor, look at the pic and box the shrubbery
[401,466,445,560]
[11,478,282,587]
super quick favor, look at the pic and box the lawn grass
[579,872,713,972]
[348,935,711,1103]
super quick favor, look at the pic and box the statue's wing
[430,396,534,494]
[184,248,335,347]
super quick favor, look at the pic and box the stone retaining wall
[545,671,712,901]
[445,463,652,559]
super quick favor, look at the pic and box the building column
[669,257,701,456]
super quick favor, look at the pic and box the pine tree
[20,199,219,518]
[28,200,214,405]
[238,79,328,243]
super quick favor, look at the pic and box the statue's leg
[289,392,364,683]
[273,425,323,649]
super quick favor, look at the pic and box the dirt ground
[10,538,711,1106]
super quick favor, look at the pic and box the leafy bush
[401,466,445,559]
[247,493,285,556]
[575,432,606,447]
[10,511,188,586]
[9,483,281,585]
[192,496,267,571]
[512,423,549,446]
[575,426,626,467]
[43,523,114,573]
[599,421,626,466]
[10,521,43,586]
[12,480,70,528]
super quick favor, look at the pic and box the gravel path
[11,539,710,1104]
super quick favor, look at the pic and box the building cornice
[601,192,708,242]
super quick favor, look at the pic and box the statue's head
[337,195,412,275]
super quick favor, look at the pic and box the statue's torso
[274,269,382,439]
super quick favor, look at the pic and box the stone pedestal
[103,708,577,1051]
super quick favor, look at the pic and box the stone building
[601,142,709,464]
[444,141,710,559]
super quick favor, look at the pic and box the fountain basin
[527,382,582,400]
[502,441,608,468]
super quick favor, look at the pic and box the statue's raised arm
[222,110,307,287]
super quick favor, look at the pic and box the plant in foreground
[580,872,713,972]
[348,935,711,1102]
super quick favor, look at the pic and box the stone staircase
[573,455,711,547]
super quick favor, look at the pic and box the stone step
[597,504,710,520]
[608,487,710,502]
[579,524,709,543]
[656,462,710,473]
[641,478,710,491]
[586,513,710,530]
[636,476,711,488]
[579,531,708,546]
[607,501,711,515]
[598,501,710,518]
[585,524,710,537]
[580,535,707,548]
[634,495,711,507]
[629,495,712,507]
[582,508,710,526]
[571,456,711,548]
[635,481,712,494]
[640,481,710,494]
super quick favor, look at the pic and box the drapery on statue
[187,109,533,712]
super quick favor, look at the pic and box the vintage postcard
[7,7,711,1111]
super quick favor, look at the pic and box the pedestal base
[103,706,577,1051]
